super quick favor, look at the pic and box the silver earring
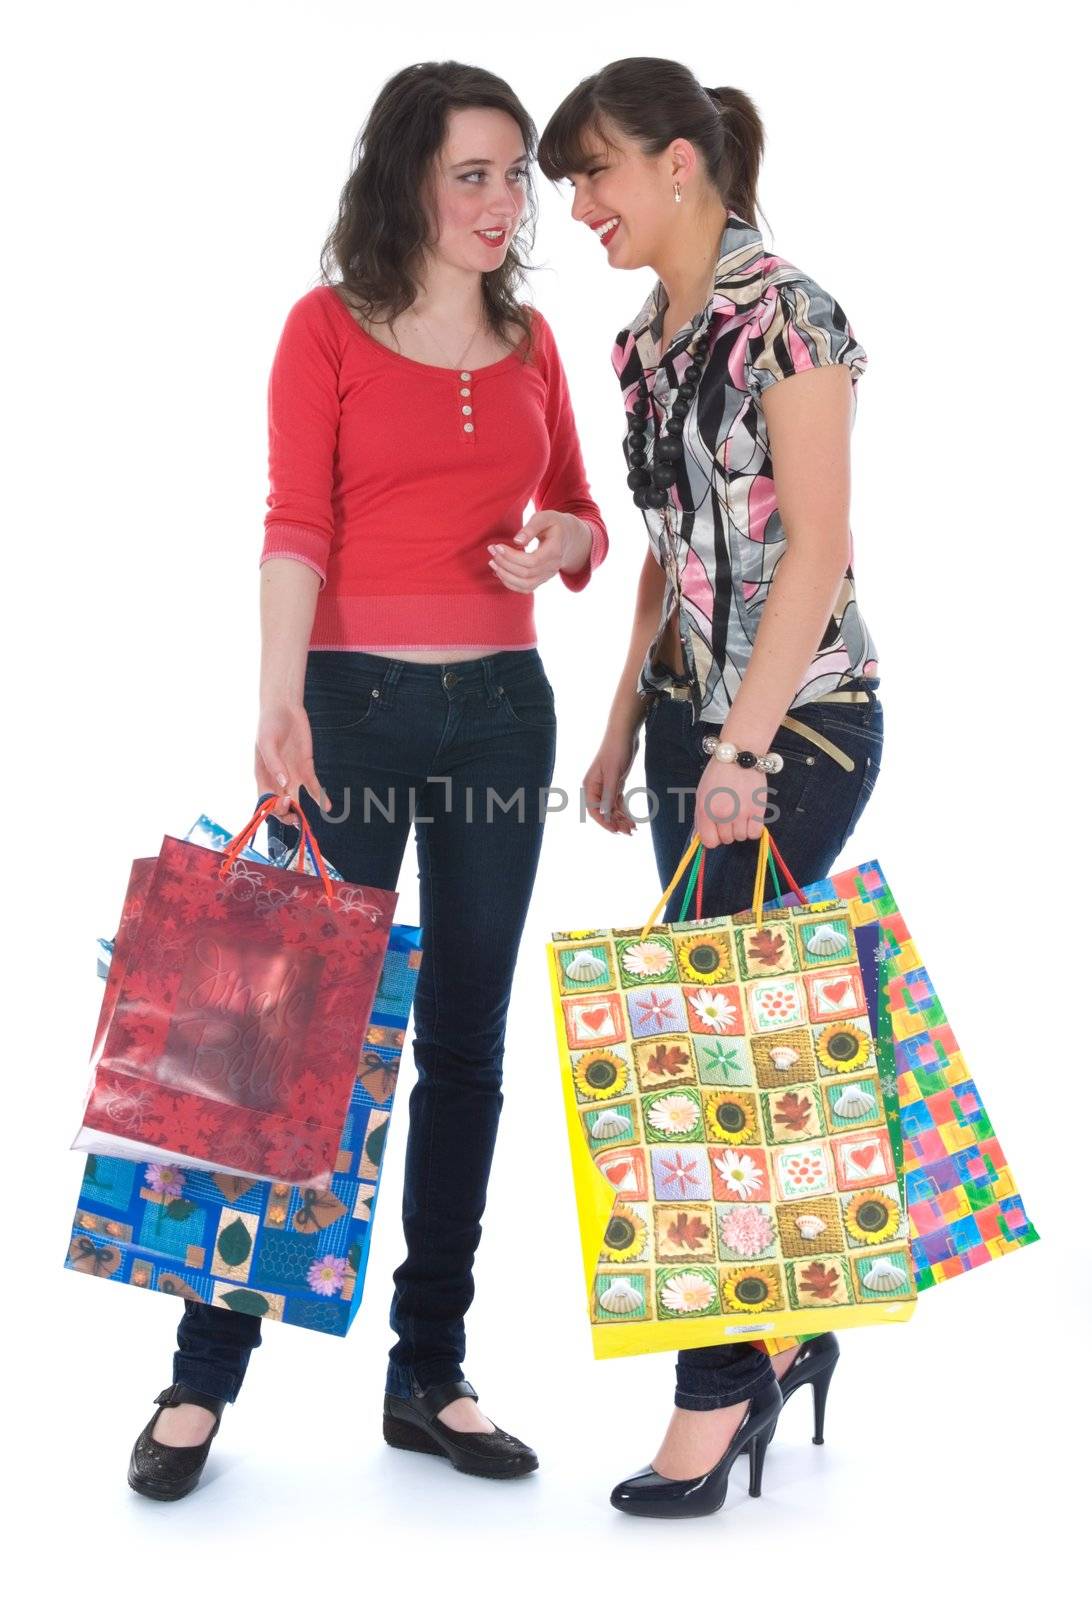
[673,181,682,204]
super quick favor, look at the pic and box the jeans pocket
[835,746,881,855]
[761,721,824,823]
[496,670,557,730]
[305,679,385,733]
[818,706,884,856]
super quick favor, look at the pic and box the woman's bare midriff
[655,606,687,676]
[371,648,504,663]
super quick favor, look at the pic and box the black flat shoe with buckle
[383,1379,538,1479]
[127,1382,227,1502]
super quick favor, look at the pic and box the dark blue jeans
[172,648,557,1403]
[643,677,884,1410]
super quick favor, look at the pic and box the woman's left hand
[487,512,591,591]
[694,757,771,849]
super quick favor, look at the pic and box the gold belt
[660,684,874,772]
[780,686,876,772]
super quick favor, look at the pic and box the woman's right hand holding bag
[256,560,332,821]
[254,698,331,822]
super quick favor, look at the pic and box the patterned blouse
[612,211,879,726]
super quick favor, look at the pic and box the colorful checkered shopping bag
[651,834,1038,1299]
[793,854,1038,1290]
[548,830,918,1358]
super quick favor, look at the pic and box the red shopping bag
[73,795,397,1185]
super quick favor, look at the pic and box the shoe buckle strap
[155,1382,227,1417]
[413,1377,479,1416]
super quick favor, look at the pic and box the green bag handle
[676,838,790,922]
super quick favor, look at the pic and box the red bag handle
[219,795,335,902]
[764,831,806,903]
[693,829,806,919]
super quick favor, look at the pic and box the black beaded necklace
[625,327,711,509]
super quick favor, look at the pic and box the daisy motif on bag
[646,1093,701,1137]
[686,989,738,1033]
[306,1254,348,1297]
[713,1150,765,1199]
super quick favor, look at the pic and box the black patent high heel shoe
[609,1375,782,1519]
[127,1383,227,1501]
[773,1332,840,1444]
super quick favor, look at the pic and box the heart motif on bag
[603,1157,635,1189]
[581,1007,609,1032]
[848,1142,881,1173]
[821,980,852,1008]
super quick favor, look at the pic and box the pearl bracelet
[700,736,784,774]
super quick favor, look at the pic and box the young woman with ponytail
[541,59,882,1518]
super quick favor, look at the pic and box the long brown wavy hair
[321,61,538,352]
[539,57,765,227]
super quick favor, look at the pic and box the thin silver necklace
[403,303,484,370]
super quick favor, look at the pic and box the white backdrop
[5,1,1086,1590]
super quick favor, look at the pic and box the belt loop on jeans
[382,659,405,706]
[481,651,508,706]
[808,689,874,705]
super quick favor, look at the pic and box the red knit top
[260,287,608,650]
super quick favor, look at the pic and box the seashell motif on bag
[565,951,609,984]
[598,1277,643,1315]
[806,923,849,957]
[862,1256,908,1293]
[832,1084,877,1119]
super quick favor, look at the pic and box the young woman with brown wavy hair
[127,60,607,1501]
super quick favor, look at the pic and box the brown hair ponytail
[701,85,764,224]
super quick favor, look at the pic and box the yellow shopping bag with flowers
[546,829,917,1358]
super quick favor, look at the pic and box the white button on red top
[458,375,474,438]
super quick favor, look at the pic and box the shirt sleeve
[531,310,609,593]
[746,275,867,399]
[260,289,343,588]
